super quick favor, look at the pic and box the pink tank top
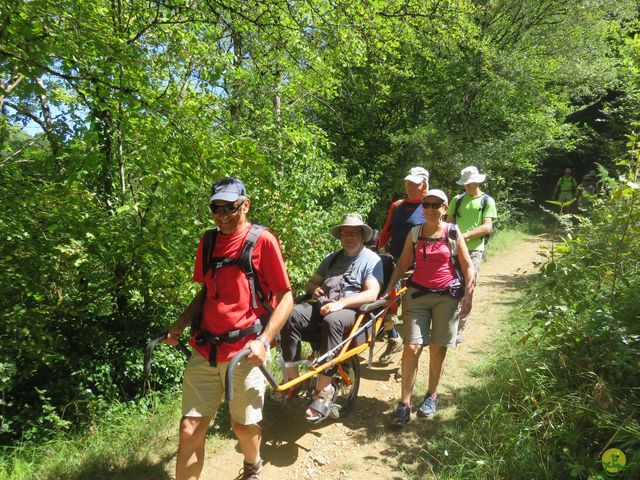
[410,225,456,289]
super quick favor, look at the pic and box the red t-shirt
[376,200,402,249]
[410,228,456,290]
[189,224,291,362]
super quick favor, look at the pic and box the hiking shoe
[379,336,403,364]
[389,402,411,427]
[236,459,263,480]
[417,393,437,419]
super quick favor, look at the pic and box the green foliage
[521,143,640,476]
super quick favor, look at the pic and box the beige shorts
[402,289,460,348]
[182,352,266,425]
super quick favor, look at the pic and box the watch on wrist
[257,336,270,351]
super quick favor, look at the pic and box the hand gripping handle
[225,348,278,401]
[143,332,190,378]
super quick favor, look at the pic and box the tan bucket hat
[330,214,374,242]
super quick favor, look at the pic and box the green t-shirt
[447,193,497,251]
[556,176,577,192]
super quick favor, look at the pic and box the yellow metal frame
[274,286,407,392]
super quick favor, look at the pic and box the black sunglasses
[422,201,443,210]
[209,200,244,214]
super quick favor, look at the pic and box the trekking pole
[225,348,278,401]
[143,332,190,378]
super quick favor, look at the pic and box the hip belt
[408,279,449,299]
[194,316,267,367]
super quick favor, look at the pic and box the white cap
[404,167,429,185]
[424,189,448,204]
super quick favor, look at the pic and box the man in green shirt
[553,167,577,204]
[446,166,497,344]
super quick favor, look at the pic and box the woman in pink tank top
[381,189,475,426]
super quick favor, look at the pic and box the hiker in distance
[553,167,578,204]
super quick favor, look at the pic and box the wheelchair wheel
[329,355,360,419]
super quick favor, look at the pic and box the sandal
[305,384,336,424]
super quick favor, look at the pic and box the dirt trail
[178,235,546,480]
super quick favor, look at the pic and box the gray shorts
[558,192,574,203]
[402,288,460,348]
[182,352,266,425]
[469,250,483,280]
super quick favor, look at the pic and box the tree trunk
[229,20,244,121]
[35,77,62,161]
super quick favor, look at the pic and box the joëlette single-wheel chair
[225,253,406,422]
[144,253,405,423]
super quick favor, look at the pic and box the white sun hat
[456,166,487,185]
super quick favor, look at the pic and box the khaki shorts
[182,352,266,425]
[402,289,460,348]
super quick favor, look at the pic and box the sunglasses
[422,201,444,210]
[209,200,244,214]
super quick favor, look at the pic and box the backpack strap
[410,224,422,244]
[452,192,467,222]
[201,228,218,279]
[410,224,423,265]
[192,228,218,333]
[327,250,344,270]
[446,223,464,284]
[238,224,271,312]
[479,194,495,250]
[480,194,488,216]
[447,223,459,258]
[194,317,267,367]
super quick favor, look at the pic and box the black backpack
[191,224,272,334]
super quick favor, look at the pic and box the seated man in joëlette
[276,213,383,422]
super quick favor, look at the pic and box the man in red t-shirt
[375,166,429,364]
[163,177,293,480]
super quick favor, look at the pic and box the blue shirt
[389,200,425,259]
